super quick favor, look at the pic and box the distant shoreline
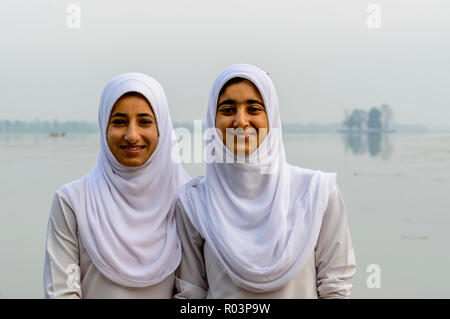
[1,120,449,134]
[337,129,396,134]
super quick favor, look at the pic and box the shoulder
[56,177,86,206]
[49,186,84,234]
[175,176,205,210]
[327,183,342,203]
[177,175,204,193]
[174,196,204,242]
[174,177,205,240]
[174,195,196,229]
[288,164,336,181]
[288,165,337,197]
[50,177,86,222]
[320,183,348,234]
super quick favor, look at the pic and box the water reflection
[0,133,98,146]
[368,133,382,156]
[342,132,393,159]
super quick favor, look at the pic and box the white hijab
[60,73,190,287]
[178,64,337,292]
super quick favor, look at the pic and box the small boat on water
[49,132,66,137]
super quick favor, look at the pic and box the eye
[111,119,127,125]
[248,106,263,113]
[219,107,234,114]
[140,119,153,125]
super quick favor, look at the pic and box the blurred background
[0,0,449,298]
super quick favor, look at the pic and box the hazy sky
[1,0,449,126]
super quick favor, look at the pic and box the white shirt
[44,189,176,299]
[174,184,356,299]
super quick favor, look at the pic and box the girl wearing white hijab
[44,73,190,298]
[174,64,356,299]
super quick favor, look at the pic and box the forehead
[111,94,154,115]
[218,79,263,100]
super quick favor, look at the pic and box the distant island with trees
[341,104,395,133]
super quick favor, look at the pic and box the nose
[124,123,139,144]
[233,108,249,129]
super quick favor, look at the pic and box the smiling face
[215,78,269,155]
[106,92,159,167]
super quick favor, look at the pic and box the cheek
[215,115,232,131]
[256,114,269,129]
[151,131,159,146]
[145,127,159,147]
[106,127,120,148]
[215,116,230,143]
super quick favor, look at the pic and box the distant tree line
[0,119,98,133]
[343,104,394,132]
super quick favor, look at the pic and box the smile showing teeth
[229,130,256,137]
[121,146,145,150]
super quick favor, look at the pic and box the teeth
[231,131,256,136]
[123,146,142,150]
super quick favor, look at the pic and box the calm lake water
[1,132,449,298]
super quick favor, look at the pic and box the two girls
[44,65,355,299]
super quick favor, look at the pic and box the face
[215,79,269,155]
[106,94,159,167]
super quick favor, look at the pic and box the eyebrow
[111,112,155,119]
[111,112,127,118]
[247,99,265,107]
[137,113,154,119]
[217,99,265,108]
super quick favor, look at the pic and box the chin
[233,146,251,156]
[120,159,146,167]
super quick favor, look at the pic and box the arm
[43,192,82,299]
[173,200,208,299]
[315,185,356,299]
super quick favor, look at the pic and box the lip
[229,130,257,137]
[235,135,250,141]
[120,145,146,155]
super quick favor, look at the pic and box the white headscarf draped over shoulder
[178,64,336,292]
[60,73,190,287]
